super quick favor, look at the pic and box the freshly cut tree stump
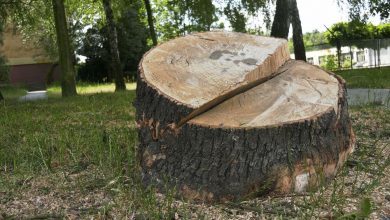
[135,31,355,202]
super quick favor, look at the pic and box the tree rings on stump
[135,31,355,203]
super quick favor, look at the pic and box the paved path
[19,90,48,102]
[347,89,390,107]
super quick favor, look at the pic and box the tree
[0,18,8,101]
[338,0,389,21]
[52,0,77,97]
[185,0,218,31]
[224,2,247,33]
[240,0,272,30]
[152,0,218,41]
[303,30,328,46]
[2,0,80,97]
[77,5,148,83]
[320,55,338,71]
[270,0,290,39]
[102,0,126,91]
[116,8,148,78]
[325,21,379,48]
[290,0,306,61]
[270,0,306,61]
[143,0,157,46]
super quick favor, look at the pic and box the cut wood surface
[190,61,339,128]
[135,31,355,203]
[141,31,289,109]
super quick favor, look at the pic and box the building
[291,39,390,69]
[0,26,61,90]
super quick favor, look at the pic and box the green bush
[320,55,338,71]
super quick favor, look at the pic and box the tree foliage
[152,0,218,41]
[78,4,148,83]
[338,0,390,22]
[224,3,247,33]
[320,54,338,71]
[221,0,272,33]
[303,29,328,47]
[325,21,390,48]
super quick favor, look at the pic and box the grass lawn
[0,85,28,100]
[1,85,390,218]
[0,82,136,100]
[335,66,390,89]
[47,82,136,97]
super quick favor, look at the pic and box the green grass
[0,91,137,175]
[335,66,390,88]
[0,89,192,218]
[0,82,136,100]
[47,82,136,97]
[0,84,390,218]
[0,85,27,100]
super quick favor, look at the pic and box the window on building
[340,53,351,63]
[357,51,365,62]
[307,57,314,64]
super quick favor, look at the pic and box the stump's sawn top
[141,31,290,109]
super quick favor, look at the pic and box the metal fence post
[350,45,353,69]
[378,38,381,68]
[337,40,341,70]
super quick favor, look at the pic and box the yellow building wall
[0,26,53,65]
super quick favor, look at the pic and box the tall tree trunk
[0,91,3,101]
[102,0,126,91]
[290,0,306,61]
[143,0,158,46]
[270,0,290,39]
[52,0,77,97]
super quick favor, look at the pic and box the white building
[291,40,390,68]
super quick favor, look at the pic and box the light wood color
[136,32,355,202]
[190,61,340,128]
[141,31,290,109]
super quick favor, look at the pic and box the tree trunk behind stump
[134,32,355,203]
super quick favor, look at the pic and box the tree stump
[135,32,355,202]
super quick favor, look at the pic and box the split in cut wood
[135,31,355,203]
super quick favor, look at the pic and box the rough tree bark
[102,0,126,91]
[52,0,77,97]
[143,0,158,46]
[135,32,355,203]
[270,0,291,39]
[290,0,306,61]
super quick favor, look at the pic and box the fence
[300,38,390,71]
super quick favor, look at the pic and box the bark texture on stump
[135,31,355,203]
